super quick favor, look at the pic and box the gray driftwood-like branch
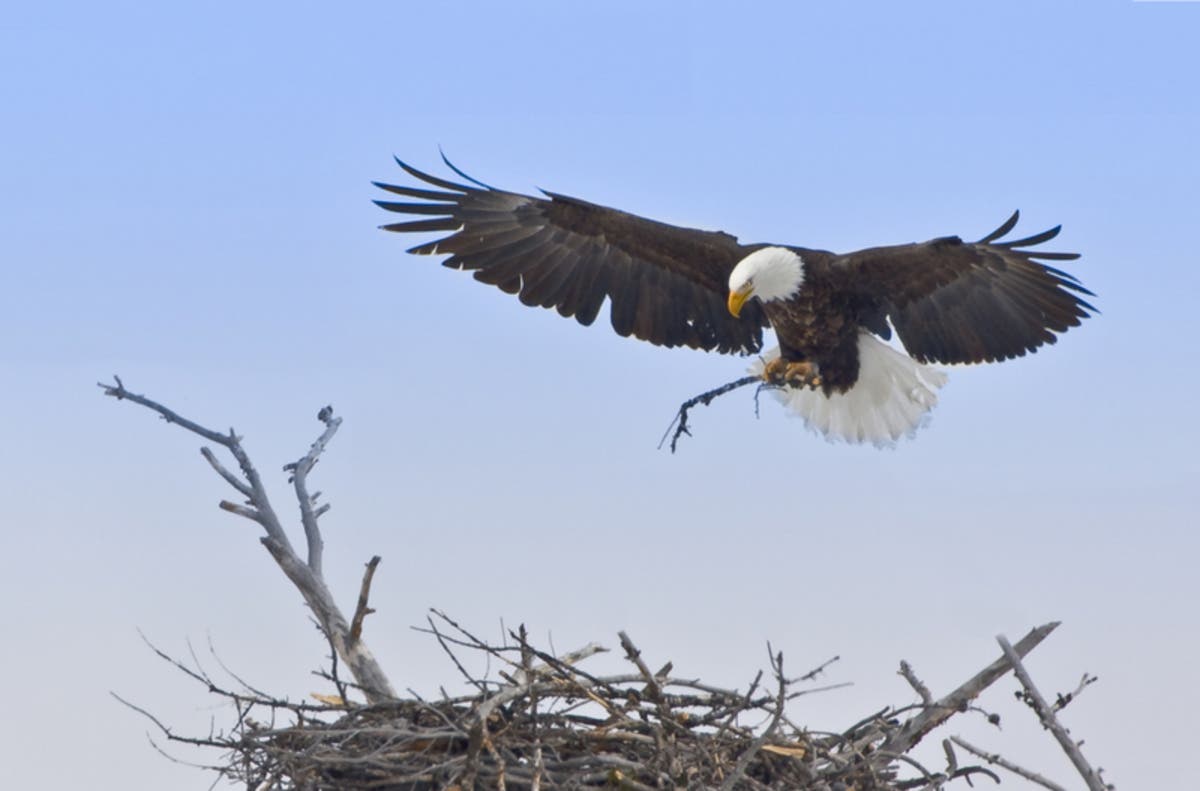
[950,735,1069,791]
[998,634,1111,791]
[868,621,1059,763]
[100,376,396,703]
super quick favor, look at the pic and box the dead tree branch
[349,555,382,645]
[99,376,396,703]
[869,622,1059,763]
[949,736,1068,791]
[898,660,932,705]
[997,634,1111,791]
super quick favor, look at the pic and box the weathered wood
[100,376,397,703]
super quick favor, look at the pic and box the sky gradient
[3,2,1198,788]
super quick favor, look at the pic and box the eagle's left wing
[825,212,1096,364]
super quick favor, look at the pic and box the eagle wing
[375,159,768,354]
[825,212,1096,364]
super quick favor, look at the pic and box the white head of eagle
[727,247,805,317]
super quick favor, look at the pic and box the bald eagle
[376,158,1094,446]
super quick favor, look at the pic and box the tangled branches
[116,614,1077,791]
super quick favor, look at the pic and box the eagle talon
[763,359,823,391]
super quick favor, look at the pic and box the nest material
[238,676,890,791]
[203,622,999,791]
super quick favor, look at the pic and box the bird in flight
[375,156,1094,446]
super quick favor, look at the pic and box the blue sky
[2,1,1197,787]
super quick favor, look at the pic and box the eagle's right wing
[375,159,769,355]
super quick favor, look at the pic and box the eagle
[375,157,1095,446]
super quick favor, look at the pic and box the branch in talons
[660,374,777,453]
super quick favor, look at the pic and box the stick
[658,375,761,453]
[873,622,1059,759]
[950,735,1068,791]
[349,556,382,644]
[998,634,1110,791]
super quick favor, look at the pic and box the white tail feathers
[750,333,949,447]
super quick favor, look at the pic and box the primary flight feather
[376,156,1095,446]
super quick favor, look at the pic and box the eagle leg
[762,358,823,390]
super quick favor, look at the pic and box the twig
[658,375,761,453]
[950,735,1068,791]
[617,631,664,701]
[1053,672,1098,712]
[997,634,1110,791]
[427,615,489,695]
[898,660,933,704]
[798,654,840,682]
[349,556,382,644]
[718,647,787,791]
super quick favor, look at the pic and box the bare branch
[100,376,290,546]
[617,630,665,701]
[874,621,1060,759]
[349,555,382,645]
[1053,672,1099,712]
[200,446,253,498]
[102,378,396,703]
[950,735,1068,791]
[997,634,1111,791]
[718,647,787,791]
[798,654,840,682]
[219,500,260,522]
[283,404,341,575]
[100,376,234,447]
[898,660,933,704]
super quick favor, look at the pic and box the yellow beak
[727,284,754,318]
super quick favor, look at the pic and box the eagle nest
[124,612,1059,791]
[102,383,1102,790]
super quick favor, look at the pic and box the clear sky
[2,1,1197,787]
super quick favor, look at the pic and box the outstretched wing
[826,212,1095,364]
[375,159,768,354]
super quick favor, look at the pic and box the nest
[134,614,1017,791]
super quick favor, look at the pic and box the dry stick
[99,377,397,703]
[798,655,840,682]
[873,621,1059,761]
[349,555,382,644]
[950,735,1068,791]
[658,375,762,453]
[718,648,788,791]
[617,631,665,701]
[284,404,340,575]
[1053,672,1098,713]
[898,660,933,705]
[997,634,1110,791]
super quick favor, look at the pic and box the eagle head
[726,247,806,317]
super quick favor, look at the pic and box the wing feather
[376,160,766,354]
[827,214,1094,364]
